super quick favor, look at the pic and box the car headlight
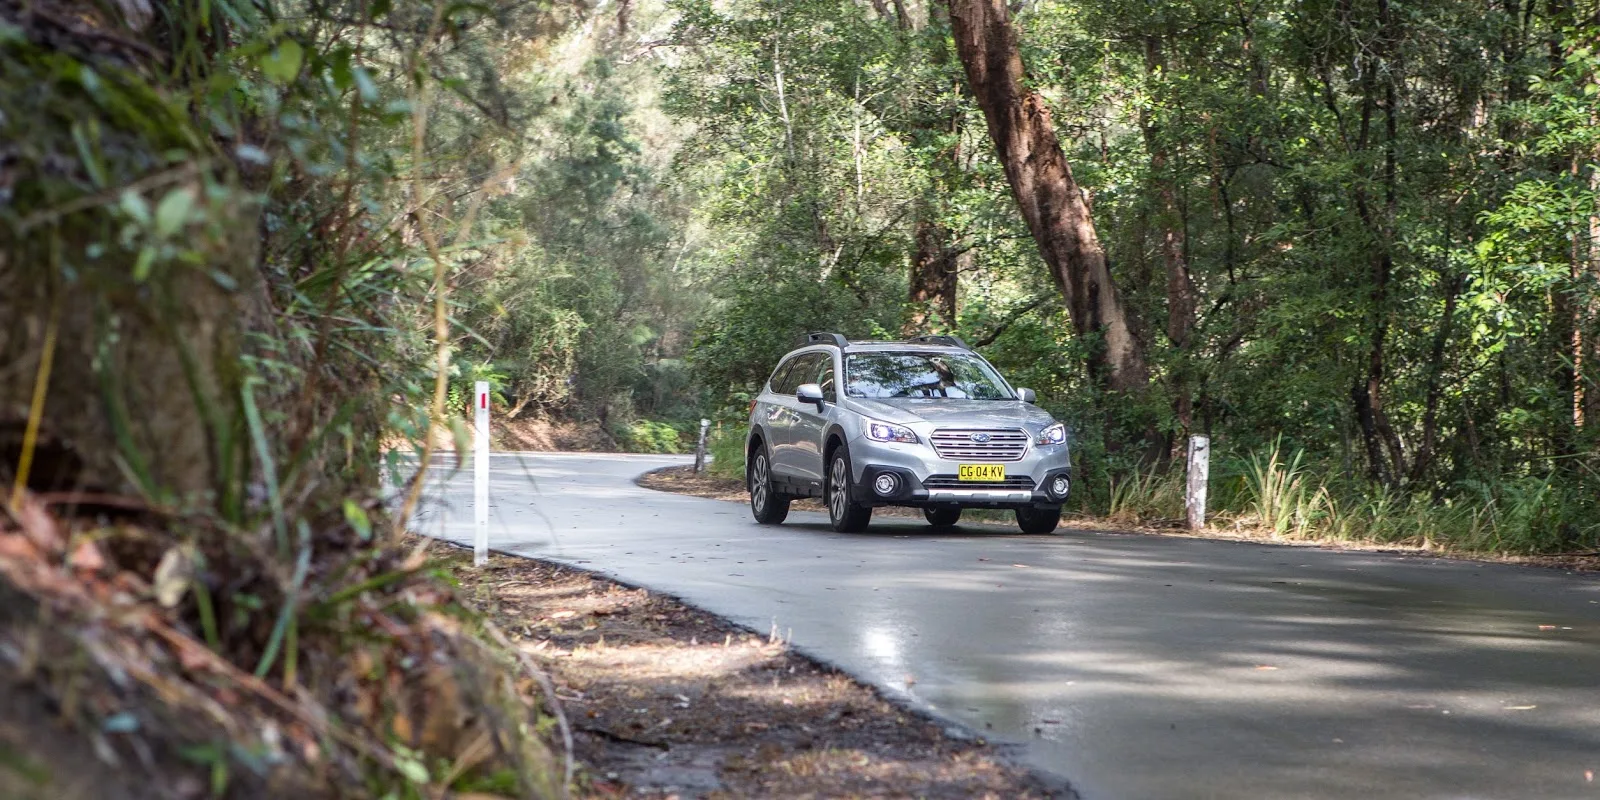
[1036,422,1067,445]
[864,419,918,444]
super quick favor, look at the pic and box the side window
[779,354,819,395]
[816,356,836,402]
[768,358,797,394]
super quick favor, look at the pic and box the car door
[768,353,817,481]
[788,352,835,483]
[758,357,797,474]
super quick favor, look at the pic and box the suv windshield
[844,352,1015,400]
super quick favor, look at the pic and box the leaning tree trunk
[944,0,1151,395]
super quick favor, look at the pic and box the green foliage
[3,0,576,793]
[449,362,510,417]
[1104,464,1186,525]
[707,423,748,480]
[452,21,702,424]
[623,419,686,453]
[647,0,1600,553]
[1239,440,1320,538]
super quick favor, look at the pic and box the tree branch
[971,295,1052,347]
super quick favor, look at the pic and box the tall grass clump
[1104,463,1187,524]
[1238,438,1329,538]
[1207,437,1600,554]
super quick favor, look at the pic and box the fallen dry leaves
[442,544,1066,799]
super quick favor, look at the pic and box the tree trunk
[1584,153,1600,431]
[903,210,959,334]
[1348,0,1408,487]
[869,9,961,337]
[1411,271,1464,484]
[944,0,1150,394]
[1141,35,1198,433]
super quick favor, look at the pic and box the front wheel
[1016,506,1061,534]
[825,448,873,533]
[924,507,962,528]
[748,449,790,524]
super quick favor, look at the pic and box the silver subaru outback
[745,333,1072,533]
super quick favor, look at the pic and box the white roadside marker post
[474,380,490,567]
[1186,434,1210,531]
[693,418,711,473]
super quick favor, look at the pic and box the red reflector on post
[480,393,488,409]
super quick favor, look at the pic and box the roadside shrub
[624,419,685,453]
[1104,463,1186,524]
[450,361,511,416]
[1240,439,1328,538]
[707,423,746,480]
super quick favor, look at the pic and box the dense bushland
[671,0,1600,551]
[1,0,580,794]
[405,0,1599,552]
[2,0,1597,791]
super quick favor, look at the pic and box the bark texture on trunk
[903,211,960,334]
[1584,157,1600,430]
[945,0,1150,393]
[1141,35,1198,433]
[1348,0,1409,487]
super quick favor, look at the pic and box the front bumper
[847,433,1071,509]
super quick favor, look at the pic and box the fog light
[873,473,899,496]
[1049,475,1071,499]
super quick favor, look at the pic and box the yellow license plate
[958,464,1006,482]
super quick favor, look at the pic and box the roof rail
[904,334,972,350]
[801,332,850,348]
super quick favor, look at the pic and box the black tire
[748,448,790,524]
[825,446,873,533]
[1016,506,1061,534]
[924,507,962,528]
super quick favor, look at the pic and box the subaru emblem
[970,433,991,443]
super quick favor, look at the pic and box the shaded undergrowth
[0,0,576,795]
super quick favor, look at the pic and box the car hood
[849,398,1056,429]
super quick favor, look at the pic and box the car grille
[929,428,1030,462]
[922,475,1037,490]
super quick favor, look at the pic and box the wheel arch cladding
[824,428,847,462]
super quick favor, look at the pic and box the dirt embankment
[636,466,754,503]
[442,544,1067,799]
[493,417,620,453]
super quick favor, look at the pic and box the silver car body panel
[748,342,1072,508]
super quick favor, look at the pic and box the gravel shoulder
[437,542,1068,799]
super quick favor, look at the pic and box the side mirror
[796,383,825,409]
[1017,387,1037,404]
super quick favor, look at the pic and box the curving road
[413,452,1600,799]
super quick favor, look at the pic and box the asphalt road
[413,452,1600,799]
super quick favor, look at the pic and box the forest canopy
[5,0,1599,573]
[451,0,1599,548]
[608,0,1598,549]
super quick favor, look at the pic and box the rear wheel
[825,447,872,533]
[924,507,962,528]
[748,449,790,524]
[1016,506,1061,534]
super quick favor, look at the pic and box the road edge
[436,537,1081,799]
